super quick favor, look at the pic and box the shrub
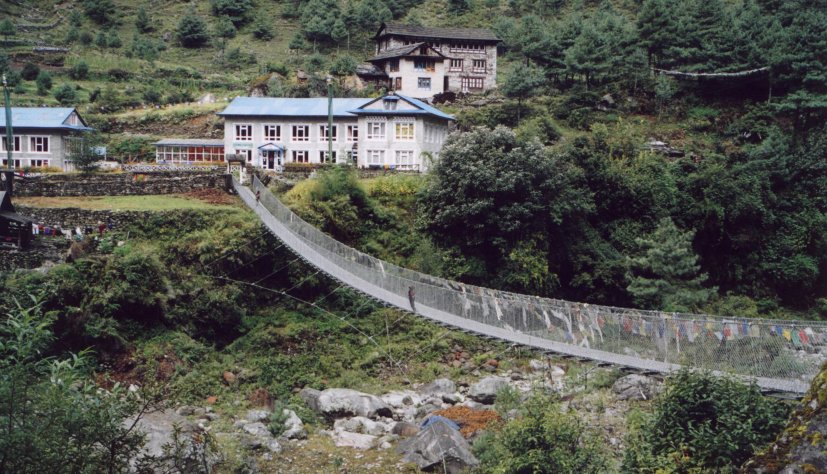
[107,68,130,82]
[69,60,89,80]
[251,18,274,40]
[35,70,52,95]
[474,392,612,473]
[142,88,161,104]
[21,63,40,81]
[268,402,290,436]
[53,83,77,105]
[622,370,791,472]
[83,0,116,25]
[95,31,108,48]
[79,31,93,45]
[107,31,122,48]
[66,27,80,43]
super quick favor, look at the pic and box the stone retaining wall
[14,171,226,197]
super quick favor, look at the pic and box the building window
[394,150,415,169]
[292,125,309,142]
[472,59,487,72]
[366,150,385,166]
[414,59,435,72]
[383,99,397,110]
[346,125,359,142]
[389,59,399,72]
[319,150,337,163]
[394,77,402,90]
[30,136,50,153]
[29,159,50,168]
[319,125,338,142]
[366,122,385,140]
[235,124,252,141]
[1,136,20,152]
[461,77,485,90]
[263,124,281,141]
[418,78,431,90]
[449,59,463,71]
[235,149,252,162]
[450,42,484,52]
[395,122,414,141]
[292,150,309,163]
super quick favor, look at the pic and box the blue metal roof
[0,107,92,131]
[348,94,455,121]
[218,97,373,118]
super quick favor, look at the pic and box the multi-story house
[0,107,93,171]
[216,94,453,172]
[364,22,501,98]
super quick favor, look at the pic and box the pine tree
[177,11,210,48]
[501,63,545,123]
[301,0,340,43]
[82,0,116,25]
[331,18,349,48]
[637,0,681,66]
[0,19,16,41]
[564,19,610,88]
[95,31,108,48]
[627,218,715,312]
[135,6,152,33]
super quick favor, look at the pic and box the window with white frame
[292,150,309,163]
[30,136,50,153]
[292,125,310,142]
[346,125,359,142]
[319,125,338,142]
[449,42,484,52]
[462,77,485,90]
[366,122,385,140]
[235,149,252,162]
[395,122,414,141]
[418,77,431,90]
[235,124,252,141]
[29,159,50,168]
[263,124,281,141]
[414,59,435,71]
[319,150,337,163]
[449,59,463,71]
[472,59,487,72]
[394,150,414,169]
[366,150,385,166]
[1,136,20,152]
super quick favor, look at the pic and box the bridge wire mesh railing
[246,176,827,391]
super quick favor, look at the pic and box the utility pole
[3,74,12,170]
[326,75,334,164]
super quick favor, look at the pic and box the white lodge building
[217,94,453,172]
[363,22,501,98]
[0,107,93,171]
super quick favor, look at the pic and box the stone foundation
[15,171,226,197]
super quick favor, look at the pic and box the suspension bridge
[234,176,827,395]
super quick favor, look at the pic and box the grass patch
[16,194,244,211]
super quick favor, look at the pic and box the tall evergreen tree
[564,19,610,88]
[627,218,715,312]
[501,63,545,122]
[135,6,152,33]
[637,0,681,66]
[177,11,210,48]
[0,19,16,41]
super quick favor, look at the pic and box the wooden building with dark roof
[0,171,32,249]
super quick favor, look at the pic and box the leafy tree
[82,0,116,25]
[69,60,89,80]
[135,6,152,32]
[251,18,274,40]
[177,11,210,48]
[35,70,52,95]
[69,132,105,173]
[501,63,544,122]
[21,63,40,81]
[474,392,612,473]
[0,302,147,473]
[53,83,77,105]
[627,217,715,312]
[0,19,16,40]
[623,370,790,472]
[210,0,253,25]
[330,54,357,76]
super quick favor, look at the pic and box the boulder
[315,388,392,419]
[417,378,456,398]
[242,422,271,438]
[381,390,421,408]
[280,409,306,439]
[611,374,662,401]
[223,371,237,385]
[468,376,510,404]
[299,387,321,412]
[397,420,479,473]
[334,416,390,436]
[246,409,270,423]
[332,431,377,450]
[528,359,549,372]
[392,421,420,438]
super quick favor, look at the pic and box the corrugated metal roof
[349,94,454,121]
[377,22,500,42]
[0,107,92,131]
[218,97,373,118]
[356,63,389,77]
[154,138,225,146]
